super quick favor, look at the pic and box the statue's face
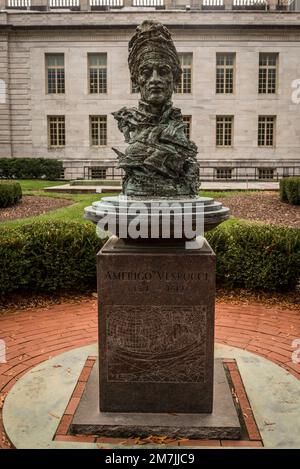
[137,59,174,107]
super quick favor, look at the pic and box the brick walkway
[0,299,299,449]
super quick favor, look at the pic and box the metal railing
[3,0,300,10]
[82,165,300,181]
[6,0,31,7]
[199,166,300,181]
[171,0,271,9]
[202,0,224,7]
[132,0,164,6]
[49,0,80,7]
[232,0,267,9]
[90,0,123,6]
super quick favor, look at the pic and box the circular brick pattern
[0,299,299,449]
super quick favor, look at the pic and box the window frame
[90,167,107,180]
[90,115,108,147]
[215,167,233,180]
[258,53,278,95]
[258,167,275,180]
[258,115,276,147]
[175,52,193,95]
[45,53,65,95]
[131,79,139,94]
[182,115,192,140]
[88,53,108,95]
[216,52,235,95]
[47,115,66,149]
[216,115,234,147]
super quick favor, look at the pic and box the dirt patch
[219,191,300,229]
[0,195,73,223]
[0,291,96,315]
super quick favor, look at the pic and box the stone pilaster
[164,0,173,9]
[30,0,48,10]
[268,0,278,11]
[80,0,90,11]
[0,32,12,157]
[224,0,232,10]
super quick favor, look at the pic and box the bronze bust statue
[85,21,229,235]
[112,20,200,198]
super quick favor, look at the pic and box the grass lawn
[0,180,257,228]
[15,179,68,191]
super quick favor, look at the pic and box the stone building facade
[1,1,300,180]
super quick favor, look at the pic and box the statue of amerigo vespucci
[112,20,200,198]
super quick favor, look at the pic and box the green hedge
[207,221,300,292]
[0,158,63,180]
[0,181,22,208]
[280,177,300,205]
[0,220,299,298]
[0,221,103,297]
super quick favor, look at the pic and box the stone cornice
[3,27,300,42]
[1,11,300,30]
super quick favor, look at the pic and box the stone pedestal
[97,236,215,414]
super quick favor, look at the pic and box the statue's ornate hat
[128,20,182,85]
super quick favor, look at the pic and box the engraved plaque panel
[107,305,207,384]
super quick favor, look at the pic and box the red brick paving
[0,299,299,449]
[223,361,261,441]
[215,303,300,380]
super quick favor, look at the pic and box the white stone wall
[1,11,300,179]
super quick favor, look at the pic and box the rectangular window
[258,116,275,147]
[216,53,235,94]
[175,53,192,94]
[46,54,65,94]
[215,168,232,179]
[89,53,107,94]
[182,115,192,139]
[131,80,139,94]
[91,167,107,179]
[216,116,233,147]
[258,53,278,94]
[48,116,65,148]
[258,168,275,180]
[90,115,107,146]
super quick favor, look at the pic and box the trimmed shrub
[280,177,300,205]
[0,158,63,180]
[0,181,22,208]
[207,221,300,292]
[0,220,299,298]
[0,221,103,297]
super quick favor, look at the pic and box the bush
[0,221,103,297]
[280,177,300,205]
[0,220,299,298]
[0,181,22,208]
[207,221,300,292]
[0,158,63,180]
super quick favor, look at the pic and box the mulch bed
[0,288,299,316]
[0,196,73,223]
[219,191,300,229]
